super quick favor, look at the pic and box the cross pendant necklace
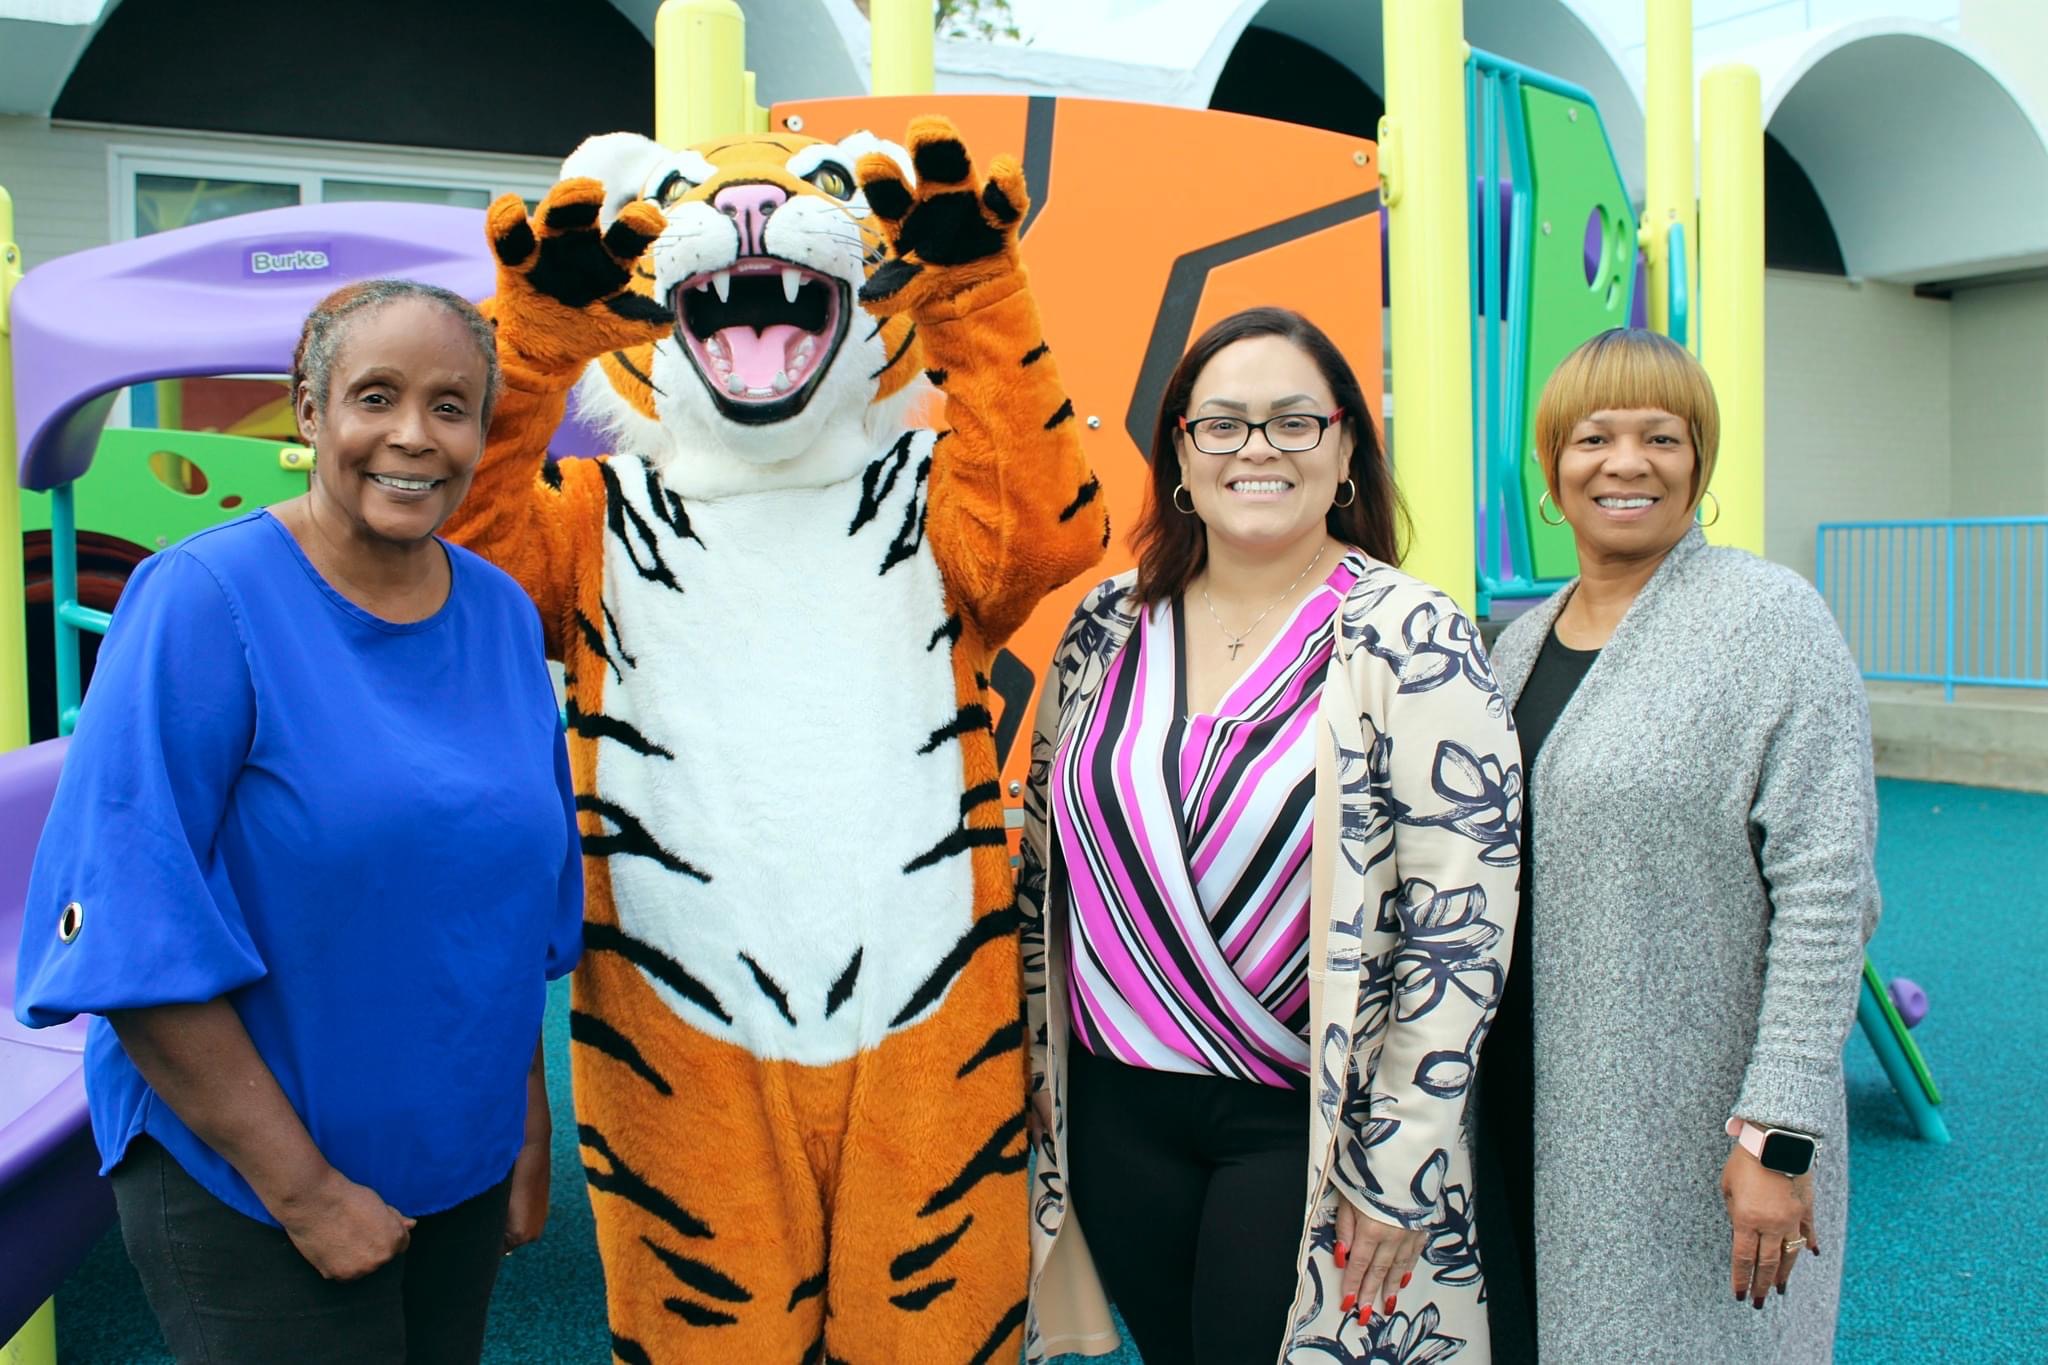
[1201,544,1327,664]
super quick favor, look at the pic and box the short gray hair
[292,278,500,432]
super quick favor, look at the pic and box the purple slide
[0,738,100,1341]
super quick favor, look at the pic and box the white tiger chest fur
[589,440,973,1066]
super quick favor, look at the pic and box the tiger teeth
[711,272,732,303]
[782,269,802,303]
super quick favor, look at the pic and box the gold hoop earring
[1172,483,1196,515]
[1332,478,1357,509]
[1696,491,1721,527]
[1537,489,1567,527]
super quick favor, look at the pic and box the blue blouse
[14,511,583,1224]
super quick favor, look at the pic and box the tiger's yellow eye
[655,170,696,207]
[806,164,854,201]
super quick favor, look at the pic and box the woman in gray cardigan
[1479,328,1878,1362]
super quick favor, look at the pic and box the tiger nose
[713,182,788,256]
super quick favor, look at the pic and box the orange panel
[774,95,1382,807]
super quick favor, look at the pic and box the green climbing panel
[19,428,309,553]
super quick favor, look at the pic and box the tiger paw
[856,116,1028,319]
[485,178,673,380]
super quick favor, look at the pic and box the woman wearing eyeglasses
[1020,307,1522,1364]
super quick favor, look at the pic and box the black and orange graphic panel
[774,94,1383,808]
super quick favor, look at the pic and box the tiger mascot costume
[442,116,1105,1363]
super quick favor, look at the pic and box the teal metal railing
[1816,517,2048,701]
[48,483,110,735]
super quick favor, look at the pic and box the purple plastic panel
[13,202,618,489]
[0,737,113,1341]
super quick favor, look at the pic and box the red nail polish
[1399,1272,1412,1289]
[1385,1296,1397,1314]
[1360,1302,1374,1323]
[1334,1242,1349,1269]
[1339,1293,1355,1313]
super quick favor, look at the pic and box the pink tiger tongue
[718,324,805,389]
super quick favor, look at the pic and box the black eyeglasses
[1178,409,1343,455]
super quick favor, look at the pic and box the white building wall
[1763,270,1952,573]
[1947,278,2048,516]
[0,116,556,270]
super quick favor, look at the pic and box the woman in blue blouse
[13,279,583,1363]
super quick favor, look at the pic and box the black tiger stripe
[1044,397,1075,429]
[612,1332,653,1365]
[545,200,599,230]
[903,823,1007,874]
[584,922,732,1025]
[575,609,624,684]
[878,464,931,575]
[571,1009,673,1095]
[604,290,674,325]
[956,1013,1023,1080]
[566,699,673,759]
[580,1123,713,1240]
[787,1270,827,1312]
[891,904,1024,1028]
[541,455,564,490]
[924,366,948,387]
[825,948,862,1018]
[1058,475,1101,523]
[599,459,683,590]
[920,1112,1028,1217]
[968,1299,1030,1365]
[610,348,665,397]
[850,433,916,536]
[869,323,918,380]
[889,1278,956,1311]
[601,601,638,668]
[960,780,1002,815]
[917,703,991,755]
[641,1235,751,1303]
[1020,340,1049,366]
[577,796,710,882]
[891,1214,974,1281]
[642,465,699,542]
[860,257,923,303]
[927,612,963,653]
[739,952,795,1025]
[663,1297,739,1327]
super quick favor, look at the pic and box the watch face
[1759,1130,1816,1176]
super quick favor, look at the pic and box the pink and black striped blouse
[1051,552,1363,1088]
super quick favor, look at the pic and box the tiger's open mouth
[671,258,848,425]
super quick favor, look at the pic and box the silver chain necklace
[1200,544,1327,660]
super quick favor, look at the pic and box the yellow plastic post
[0,1296,56,1364]
[654,0,750,148]
[0,186,31,753]
[1699,65,1765,555]
[871,0,935,97]
[1378,0,1475,611]
[1641,0,1697,345]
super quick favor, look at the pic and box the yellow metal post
[1378,0,1475,610]
[871,0,935,97]
[0,187,31,752]
[1699,65,1765,555]
[0,1298,57,1365]
[654,0,751,148]
[1642,0,1697,345]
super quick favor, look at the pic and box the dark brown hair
[1132,307,1403,604]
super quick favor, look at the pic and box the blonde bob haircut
[1534,328,1720,507]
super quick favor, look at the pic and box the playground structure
[0,0,1948,1355]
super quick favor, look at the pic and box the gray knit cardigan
[1488,527,1880,1363]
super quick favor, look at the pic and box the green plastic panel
[19,428,308,551]
[1518,86,1639,582]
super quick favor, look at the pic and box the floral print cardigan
[1020,561,1524,1363]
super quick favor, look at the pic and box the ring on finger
[1781,1236,1806,1255]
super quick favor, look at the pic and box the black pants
[111,1136,511,1365]
[1064,1044,1307,1365]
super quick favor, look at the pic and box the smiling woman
[12,275,582,1365]
[1476,328,1877,1363]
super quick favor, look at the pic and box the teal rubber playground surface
[46,778,2048,1363]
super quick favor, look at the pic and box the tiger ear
[561,132,670,223]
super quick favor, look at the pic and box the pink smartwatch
[1725,1117,1818,1177]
